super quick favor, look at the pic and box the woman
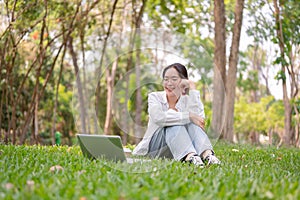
[132,63,221,167]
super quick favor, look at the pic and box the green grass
[0,142,299,200]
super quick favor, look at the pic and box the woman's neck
[167,94,180,110]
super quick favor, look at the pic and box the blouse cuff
[182,111,191,124]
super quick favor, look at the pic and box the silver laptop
[77,134,134,163]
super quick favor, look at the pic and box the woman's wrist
[189,112,195,122]
[189,112,205,128]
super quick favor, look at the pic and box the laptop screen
[77,134,127,162]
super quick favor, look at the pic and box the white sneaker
[188,154,205,168]
[205,154,221,165]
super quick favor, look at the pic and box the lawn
[0,141,299,200]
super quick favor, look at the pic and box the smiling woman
[132,63,221,167]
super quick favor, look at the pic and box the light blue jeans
[147,123,213,161]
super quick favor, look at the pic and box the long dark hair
[162,63,188,79]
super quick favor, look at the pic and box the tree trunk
[212,0,226,138]
[82,67,90,134]
[79,27,91,134]
[68,36,87,134]
[121,0,129,145]
[34,55,41,145]
[223,0,244,142]
[250,45,259,102]
[133,0,146,144]
[95,0,119,133]
[51,45,66,145]
[294,103,299,147]
[134,45,142,144]
[121,73,131,144]
[9,65,17,144]
[273,0,293,146]
[0,87,4,141]
[249,131,260,145]
[4,84,9,144]
[202,85,206,102]
[104,60,118,135]
[282,79,293,145]
[34,94,39,144]
[268,128,273,146]
[30,115,35,145]
[256,46,271,96]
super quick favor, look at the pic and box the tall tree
[133,0,147,144]
[272,0,299,146]
[212,0,226,138]
[104,60,118,135]
[245,0,300,146]
[223,0,245,142]
[100,0,119,135]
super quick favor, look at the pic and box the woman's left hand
[179,79,196,95]
[189,112,205,129]
[180,79,190,95]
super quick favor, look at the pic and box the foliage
[0,143,299,199]
[146,0,208,33]
[234,96,284,141]
[180,34,214,86]
[246,0,300,88]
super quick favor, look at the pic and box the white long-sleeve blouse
[132,89,205,156]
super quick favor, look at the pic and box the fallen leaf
[26,180,35,190]
[240,154,246,160]
[49,165,64,172]
[5,183,14,190]
[276,157,282,160]
[80,197,87,200]
[27,180,35,186]
[265,191,274,199]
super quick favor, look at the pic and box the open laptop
[77,134,136,163]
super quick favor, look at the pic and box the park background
[0,0,299,147]
[1,1,300,199]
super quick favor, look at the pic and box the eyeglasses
[163,76,181,83]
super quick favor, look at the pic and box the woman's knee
[187,123,208,137]
[165,125,188,140]
[187,123,202,132]
[165,125,186,134]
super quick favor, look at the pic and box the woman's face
[163,67,182,98]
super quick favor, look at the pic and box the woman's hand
[189,112,205,129]
[179,79,196,95]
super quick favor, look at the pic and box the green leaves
[234,96,284,138]
[274,69,286,81]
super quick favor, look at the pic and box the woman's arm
[188,90,205,118]
[180,79,205,118]
[148,93,190,127]
[180,79,206,129]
